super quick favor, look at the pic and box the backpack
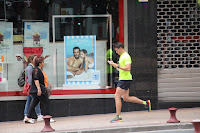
[18,64,33,87]
[18,69,25,87]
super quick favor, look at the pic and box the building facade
[0,0,200,122]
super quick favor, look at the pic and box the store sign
[138,0,148,2]
[23,47,43,58]
[64,35,100,87]
[13,35,23,42]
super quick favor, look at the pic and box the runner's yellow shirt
[118,52,132,80]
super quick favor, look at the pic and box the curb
[65,123,193,133]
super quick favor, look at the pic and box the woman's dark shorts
[117,80,132,90]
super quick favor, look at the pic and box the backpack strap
[25,64,33,83]
[25,69,27,83]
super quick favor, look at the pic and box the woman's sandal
[25,118,35,124]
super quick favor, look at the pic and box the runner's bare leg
[115,87,126,115]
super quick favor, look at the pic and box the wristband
[117,65,120,68]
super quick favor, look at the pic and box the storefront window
[53,15,115,88]
[0,0,119,93]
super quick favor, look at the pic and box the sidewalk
[0,107,199,133]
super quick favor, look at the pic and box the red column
[118,0,124,44]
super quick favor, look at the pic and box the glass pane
[54,16,113,88]
[55,17,110,41]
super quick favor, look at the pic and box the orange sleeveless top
[42,70,48,87]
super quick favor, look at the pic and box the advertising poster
[24,22,49,56]
[64,35,100,87]
[0,22,13,62]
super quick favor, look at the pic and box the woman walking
[23,54,43,122]
[25,56,53,123]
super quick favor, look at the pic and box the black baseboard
[0,98,156,122]
[1,98,199,122]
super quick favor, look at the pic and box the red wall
[118,0,124,44]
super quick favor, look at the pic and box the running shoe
[110,115,123,123]
[144,100,151,112]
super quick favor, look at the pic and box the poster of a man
[67,47,83,78]
[64,35,96,85]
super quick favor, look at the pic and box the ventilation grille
[157,0,200,69]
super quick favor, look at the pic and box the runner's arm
[113,63,131,71]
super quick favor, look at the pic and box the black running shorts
[117,80,132,90]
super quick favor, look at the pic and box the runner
[108,42,151,123]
